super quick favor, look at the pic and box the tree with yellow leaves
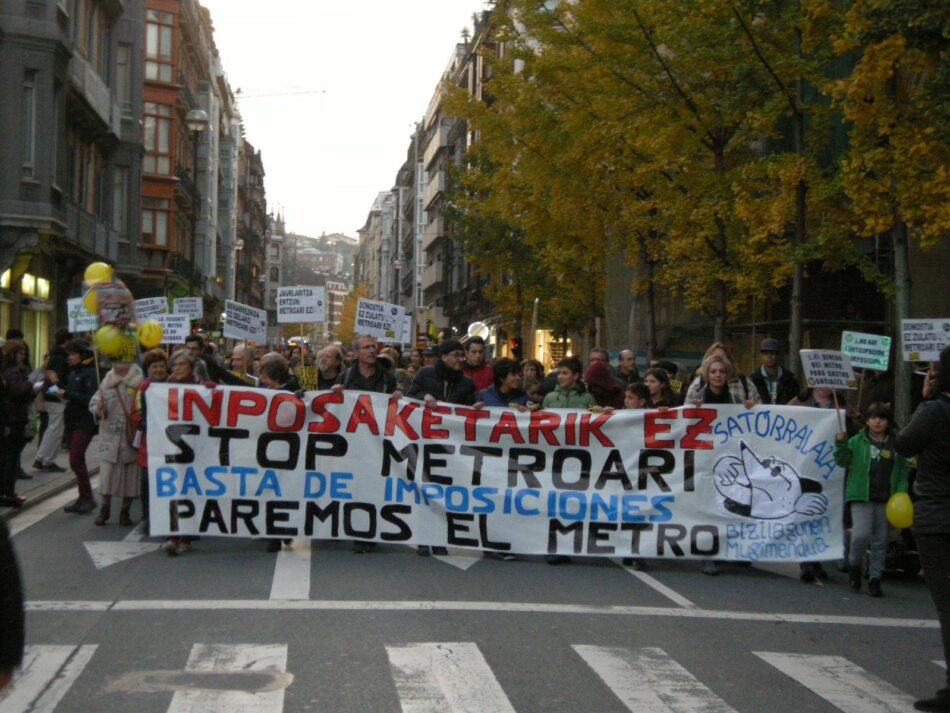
[335,283,368,348]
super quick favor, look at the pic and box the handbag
[114,385,139,460]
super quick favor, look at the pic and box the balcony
[167,253,202,290]
[65,202,117,261]
[423,122,452,170]
[421,262,443,291]
[423,171,446,210]
[421,217,445,252]
[68,55,112,131]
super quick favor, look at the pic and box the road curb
[1,466,100,523]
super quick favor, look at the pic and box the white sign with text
[276,286,326,324]
[154,314,191,345]
[223,300,267,342]
[133,296,168,320]
[901,318,950,362]
[173,297,203,320]
[801,350,858,390]
[355,298,405,341]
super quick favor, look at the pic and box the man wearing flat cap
[750,337,799,405]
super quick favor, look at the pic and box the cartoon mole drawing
[714,441,827,519]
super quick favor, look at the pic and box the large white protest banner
[154,314,191,344]
[801,350,858,390]
[173,297,203,319]
[840,331,891,371]
[901,318,950,362]
[133,296,168,320]
[356,298,404,341]
[66,297,98,333]
[223,300,267,342]
[147,386,843,562]
[277,286,326,324]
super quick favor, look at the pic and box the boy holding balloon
[834,402,910,597]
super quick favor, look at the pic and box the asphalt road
[2,487,945,713]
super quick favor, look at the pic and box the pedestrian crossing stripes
[0,643,941,712]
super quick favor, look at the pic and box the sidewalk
[0,433,101,522]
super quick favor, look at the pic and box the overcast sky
[200,0,487,239]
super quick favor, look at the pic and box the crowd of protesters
[0,325,947,708]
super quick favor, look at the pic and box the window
[116,44,132,116]
[143,102,171,174]
[269,244,280,260]
[145,10,174,82]
[269,266,279,281]
[22,71,37,179]
[112,167,128,237]
[142,197,170,247]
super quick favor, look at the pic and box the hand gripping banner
[147,385,844,561]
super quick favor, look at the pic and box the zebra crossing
[2,641,943,713]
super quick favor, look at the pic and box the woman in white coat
[89,361,144,526]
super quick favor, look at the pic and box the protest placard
[840,331,891,371]
[223,300,267,342]
[355,298,405,340]
[399,314,413,345]
[800,350,858,389]
[134,296,168,320]
[295,365,318,391]
[147,387,843,562]
[901,318,950,362]
[173,297,203,320]
[66,297,98,333]
[154,314,191,344]
[276,286,326,323]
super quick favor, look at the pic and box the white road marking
[755,652,917,712]
[167,643,288,713]
[0,645,97,713]
[433,547,483,571]
[936,660,947,670]
[9,476,100,537]
[84,540,157,569]
[124,521,146,542]
[22,598,936,628]
[387,642,515,713]
[269,538,312,600]
[613,558,695,608]
[574,645,737,712]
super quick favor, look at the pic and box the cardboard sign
[840,331,891,371]
[355,298,405,341]
[400,314,413,345]
[800,349,858,390]
[134,296,168,320]
[154,314,191,345]
[173,297,203,320]
[277,286,326,324]
[295,365,318,391]
[67,297,98,333]
[223,300,267,342]
[901,318,950,362]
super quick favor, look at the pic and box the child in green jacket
[834,402,910,597]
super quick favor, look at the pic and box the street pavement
[2,465,947,712]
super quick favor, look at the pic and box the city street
[3,487,945,713]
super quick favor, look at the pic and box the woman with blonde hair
[684,342,760,405]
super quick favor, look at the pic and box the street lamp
[185,108,209,297]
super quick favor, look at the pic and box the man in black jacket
[406,340,480,555]
[0,518,24,692]
[750,338,800,405]
[407,339,478,407]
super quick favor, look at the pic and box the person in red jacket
[461,336,493,392]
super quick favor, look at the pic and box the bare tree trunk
[892,216,912,426]
[638,233,658,361]
[788,27,807,382]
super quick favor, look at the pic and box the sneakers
[163,539,178,556]
[33,461,66,473]
[915,689,950,712]
[868,578,883,597]
[63,498,96,514]
[702,560,720,576]
[0,495,26,509]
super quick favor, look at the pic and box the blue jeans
[849,501,888,579]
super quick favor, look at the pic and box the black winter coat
[407,360,477,405]
[750,367,800,406]
[1,366,34,424]
[65,360,99,433]
[895,394,950,535]
[0,518,24,671]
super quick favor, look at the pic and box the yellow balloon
[82,288,98,315]
[886,492,913,529]
[137,320,164,349]
[84,262,113,286]
[95,325,124,357]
